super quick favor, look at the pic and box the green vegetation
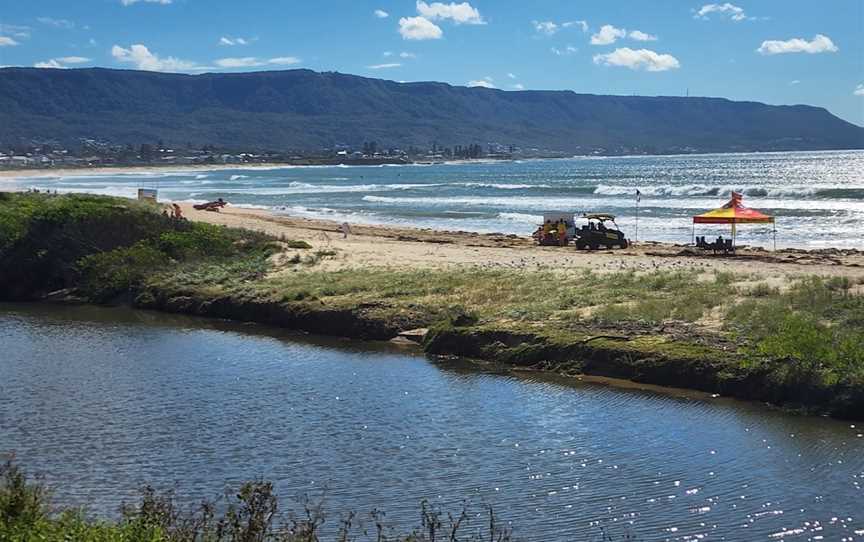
[727,276,864,384]
[1,193,863,417]
[0,192,278,302]
[78,220,276,302]
[0,459,520,541]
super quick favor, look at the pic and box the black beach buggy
[574,213,629,250]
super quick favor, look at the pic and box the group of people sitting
[161,198,228,221]
[583,221,608,232]
[193,198,227,212]
[533,219,569,246]
[695,235,735,254]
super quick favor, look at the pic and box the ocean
[10,150,864,249]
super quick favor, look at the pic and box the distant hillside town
[0,139,536,171]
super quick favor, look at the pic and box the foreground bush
[0,459,520,541]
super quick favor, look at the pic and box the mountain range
[1,67,862,154]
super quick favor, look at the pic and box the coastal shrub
[302,248,338,266]
[78,242,169,302]
[726,278,864,380]
[157,223,236,259]
[0,458,48,530]
[285,240,312,249]
[755,313,834,368]
[746,282,780,298]
[0,193,280,301]
[0,460,520,542]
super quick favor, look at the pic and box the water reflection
[1,303,862,541]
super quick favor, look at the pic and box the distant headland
[0,67,862,165]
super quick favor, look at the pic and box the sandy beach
[178,203,864,283]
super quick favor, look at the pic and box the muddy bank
[127,287,864,420]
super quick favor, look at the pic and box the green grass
[725,276,864,383]
[242,267,733,328]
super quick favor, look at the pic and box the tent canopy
[693,192,774,224]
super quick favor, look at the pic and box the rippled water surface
[9,150,864,248]
[1,304,863,541]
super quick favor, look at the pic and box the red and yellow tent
[692,192,776,248]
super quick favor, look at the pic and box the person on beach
[557,220,567,246]
[340,222,352,239]
[533,225,544,242]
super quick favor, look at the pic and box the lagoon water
[9,150,864,249]
[2,304,863,541]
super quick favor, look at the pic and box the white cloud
[533,19,588,36]
[0,36,18,47]
[214,57,259,68]
[593,47,680,71]
[590,25,658,45]
[507,72,516,79]
[34,56,90,69]
[368,63,401,69]
[416,1,484,24]
[37,17,75,29]
[563,20,589,32]
[398,16,443,40]
[215,56,300,68]
[590,24,627,45]
[120,0,172,5]
[854,84,864,97]
[695,3,749,21]
[0,24,30,40]
[374,9,389,18]
[267,57,301,65]
[467,79,495,88]
[219,36,251,46]
[790,79,801,85]
[399,51,416,58]
[629,30,657,41]
[111,44,198,71]
[512,83,525,90]
[57,56,89,63]
[551,45,578,56]
[34,60,64,68]
[533,21,559,35]
[757,34,838,55]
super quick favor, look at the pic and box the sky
[1,0,862,125]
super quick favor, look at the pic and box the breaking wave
[497,212,543,224]
[592,184,864,199]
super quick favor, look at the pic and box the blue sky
[1,0,862,125]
